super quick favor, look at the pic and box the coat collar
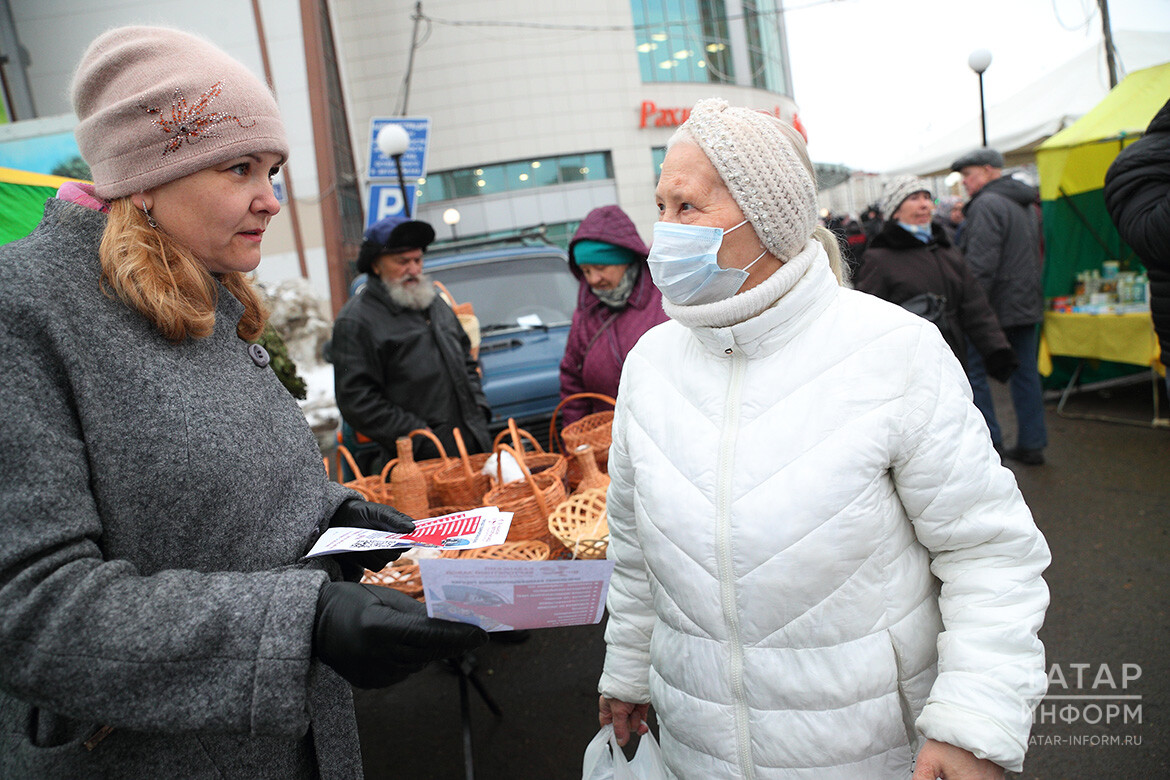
[669,239,839,359]
[869,220,951,250]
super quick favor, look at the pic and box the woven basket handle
[379,458,399,481]
[493,422,529,481]
[496,443,550,519]
[492,424,544,454]
[407,427,449,461]
[336,444,367,480]
[452,426,477,485]
[548,392,617,454]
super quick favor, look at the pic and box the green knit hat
[573,240,638,266]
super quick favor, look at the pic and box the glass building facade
[630,0,792,94]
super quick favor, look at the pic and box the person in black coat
[855,176,1017,380]
[1104,96,1170,397]
[332,216,492,474]
[951,147,1047,465]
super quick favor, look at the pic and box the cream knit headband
[679,98,818,263]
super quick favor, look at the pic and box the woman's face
[893,192,934,226]
[579,263,628,291]
[141,152,283,274]
[655,141,780,289]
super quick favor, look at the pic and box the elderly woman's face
[655,142,768,275]
[142,151,283,274]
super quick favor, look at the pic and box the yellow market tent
[0,167,77,245]
[1035,62,1170,389]
[1037,61,1170,297]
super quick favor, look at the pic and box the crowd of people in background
[821,146,1050,466]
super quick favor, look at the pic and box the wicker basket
[361,558,424,599]
[548,488,609,559]
[432,427,493,510]
[405,428,451,507]
[331,444,394,504]
[483,444,567,546]
[492,419,567,487]
[444,539,551,561]
[550,393,615,486]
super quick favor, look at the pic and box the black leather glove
[327,499,416,573]
[314,582,489,688]
[984,347,1020,384]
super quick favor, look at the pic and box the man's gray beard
[380,273,437,310]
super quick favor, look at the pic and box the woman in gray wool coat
[0,26,485,778]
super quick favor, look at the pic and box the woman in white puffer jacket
[597,99,1050,780]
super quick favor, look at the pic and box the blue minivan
[343,234,578,446]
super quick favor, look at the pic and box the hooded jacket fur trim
[601,245,1050,778]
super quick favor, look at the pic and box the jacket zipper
[716,350,755,779]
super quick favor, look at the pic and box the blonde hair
[99,197,267,342]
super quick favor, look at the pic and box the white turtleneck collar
[661,238,840,359]
[663,237,819,329]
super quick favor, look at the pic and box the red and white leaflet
[304,506,512,558]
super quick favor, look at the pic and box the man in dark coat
[332,216,491,474]
[952,148,1048,465]
[1104,96,1170,397]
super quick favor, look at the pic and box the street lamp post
[443,207,461,241]
[376,124,412,218]
[968,49,992,147]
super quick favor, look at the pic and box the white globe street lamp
[442,207,461,241]
[967,49,993,147]
[376,124,413,218]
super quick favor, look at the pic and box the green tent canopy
[0,167,79,245]
[1036,61,1170,387]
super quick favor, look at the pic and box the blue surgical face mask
[646,220,766,306]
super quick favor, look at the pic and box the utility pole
[400,2,424,116]
[1098,0,1118,88]
[251,0,310,279]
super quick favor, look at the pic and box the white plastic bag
[582,724,670,780]
[482,449,524,484]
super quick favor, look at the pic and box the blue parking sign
[366,183,418,229]
[368,117,430,180]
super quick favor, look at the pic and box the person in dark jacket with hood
[854,176,1016,380]
[952,148,1048,465]
[1104,96,1170,398]
[559,205,668,424]
[333,215,492,474]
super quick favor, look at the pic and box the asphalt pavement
[352,376,1169,779]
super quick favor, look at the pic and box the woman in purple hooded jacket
[558,205,668,424]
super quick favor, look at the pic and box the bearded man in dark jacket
[952,148,1048,465]
[332,216,491,474]
[1104,96,1170,398]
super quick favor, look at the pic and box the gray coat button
[249,343,270,367]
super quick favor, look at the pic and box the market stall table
[1038,310,1166,426]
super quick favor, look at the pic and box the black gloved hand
[313,582,489,688]
[327,499,416,573]
[984,347,1020,384]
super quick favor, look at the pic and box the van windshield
[429,256,578,331]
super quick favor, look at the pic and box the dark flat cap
[356,216,436,274]
[951,147,1005,171]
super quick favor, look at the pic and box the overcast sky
[782,0,1170,172]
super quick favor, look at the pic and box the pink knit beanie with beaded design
[678,98,818,263]
[71,26,289,200]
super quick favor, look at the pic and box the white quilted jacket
[599,241,1050,779]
